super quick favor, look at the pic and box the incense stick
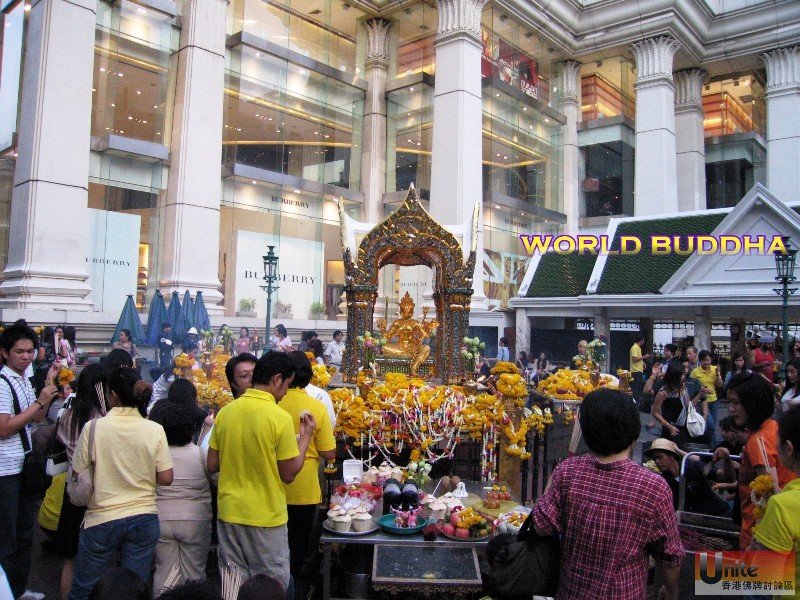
[95,382,107,415]
[221,560,244,600]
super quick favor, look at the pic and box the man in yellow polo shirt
[208,352,317,592]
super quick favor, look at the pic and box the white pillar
[631,36,680,216]
[694,307,712,352]
[560,61,581,235]
[430,0,489,309]
[762,46,800,204]
[674,69,708,212]
[361,18,391,225]
[515,308,530,360]
[0,0,96,309]
[159,0,226,313]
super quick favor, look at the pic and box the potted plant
[237,298,257,318]
[274,299,293,319]
[310,301,326,319]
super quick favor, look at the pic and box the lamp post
[261,245,280,353]
[773,236,798,376]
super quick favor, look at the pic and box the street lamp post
[773,236,798,377]
[261,245,280,353]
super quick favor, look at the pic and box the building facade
[0,0,798,344]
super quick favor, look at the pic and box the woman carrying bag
[55,364,108,600]
[67,368,173,600]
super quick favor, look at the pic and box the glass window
[224,45,364,190]
[483,209,559,308]
[581,141,634,217]
[92,0,175,145]
[705,136,766,208]
[219,179,354,320]
[391,1,437,78]
[0,0,26,152]
[387,83,433,198]
[88,152,165,311]
[228,0,361,77]
[702,74,765,137]
[482,88,560,208]
[579,57,635,121]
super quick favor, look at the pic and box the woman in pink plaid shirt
[531,388,685,600]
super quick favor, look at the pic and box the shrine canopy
[338,185,480,384]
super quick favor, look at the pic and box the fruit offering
[487,484,512,501]
[441,507,493,539]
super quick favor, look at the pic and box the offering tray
[322,518,380,537]
[378,514,428,535]
[470,499,521,519]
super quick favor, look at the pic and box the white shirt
[496,346,510,362]
[306,383,336,429]
[324,339,345,366]
[149,373,174,413]
[0,365,36,476]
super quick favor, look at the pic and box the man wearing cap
[644,439,730,517]
[750,335,779,384]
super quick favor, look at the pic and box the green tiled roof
[525,252,596,297]
[595,213,727,294]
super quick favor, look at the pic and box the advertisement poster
[235,231,324,320]
[483,248,530,309]
[481,28,539,99]
[85,209,141,313]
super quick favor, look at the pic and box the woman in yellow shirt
[691,350,723,443]
[68,368,174,600]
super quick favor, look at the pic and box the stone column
[361,18,391,225]
[159,0,226,313]
[560,61,582,235]
[631,36,680,216]
[694,307,712,352]
[762,46,800,204]
[429,0,489,309]
[515,308,530,360]
[0,0,96,309]
[674,69,708,212]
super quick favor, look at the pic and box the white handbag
[685,400,706,438]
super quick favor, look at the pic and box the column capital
[560,60,582,104]
[631,36,680,86]
[365,18,392,70]
[674,68,708,111]
[762,46,800,95]
[434,0,488,47]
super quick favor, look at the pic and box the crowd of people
[3,320,800,600]
[0,322,342,600]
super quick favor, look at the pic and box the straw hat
[643,438,683,461]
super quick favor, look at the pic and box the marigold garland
[311,363,331,388]
[536,368,617,400]
[750,474,776,520]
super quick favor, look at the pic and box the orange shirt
[738,419,797,549]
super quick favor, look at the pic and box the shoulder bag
[66,419,98,506]
[684,391,706,438]
[484,510,561,598]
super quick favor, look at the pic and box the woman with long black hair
[651,360,706,448]
[56,364,108,600]
[68,368,173,600]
